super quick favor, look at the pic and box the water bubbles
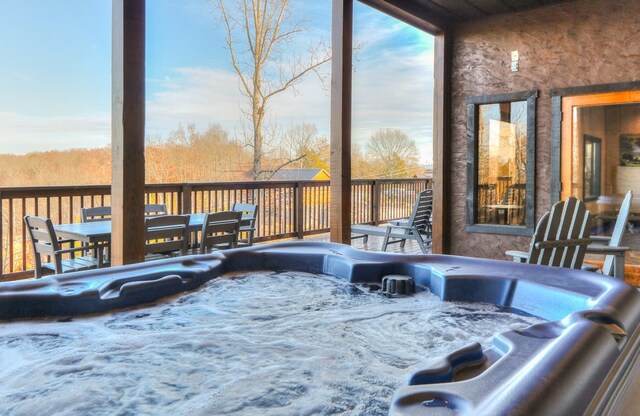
[0,271,543,415]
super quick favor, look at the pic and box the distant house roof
[271,168,330,181]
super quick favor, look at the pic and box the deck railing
[1,178,431,279]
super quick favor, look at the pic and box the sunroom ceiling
[366,0,575,32]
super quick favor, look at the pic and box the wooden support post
[330,0,353,244]
[111,0,145,266]
[432,30,452,254]
[0,192,3,276]
[372,181,380,225]
[296,184,304,239]
[182,184,192,215]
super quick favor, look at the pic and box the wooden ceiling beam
[359,0,450,34]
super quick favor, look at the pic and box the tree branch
[220,0,253,97]
[265,53,331,99]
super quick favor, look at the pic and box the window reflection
[476,101,527,225]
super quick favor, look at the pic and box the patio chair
[190,211,241,255]
[24,215,102,278]
[232,203,258,247]
[583,191,632,279]
[144,203,168,217]
[82,206,112,222]
[505,197,592,268]
[144,214,189,261]
[351,189,433,254]
[81,204,168,222]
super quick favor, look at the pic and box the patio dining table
[54,213,209,245]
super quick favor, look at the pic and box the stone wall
[449,0,640,258]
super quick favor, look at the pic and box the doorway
[559,90,640,269]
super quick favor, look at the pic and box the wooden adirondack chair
[351,189,433,254]
[583,191,632,279]
[506,197,592,268]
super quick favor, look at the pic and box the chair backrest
[144,215,189,256]
[24,216,61,277]
[602,190,633,276]
[145,204,168,216]
[526,197,592,269]
[199,211,241,254]
[232,203,258,226]
[81,204,168,222]
[82,206,112,222]
[406,190,433,234]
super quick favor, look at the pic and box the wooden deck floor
[276,233,431,255]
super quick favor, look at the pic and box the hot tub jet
[381,274,415,296]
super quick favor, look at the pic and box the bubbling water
[0,271,543,415]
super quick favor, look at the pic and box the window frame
[465,90,538,236]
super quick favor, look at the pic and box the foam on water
[0,271,543,415]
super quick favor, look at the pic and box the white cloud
[0,112,109,154]
[146,67,245,136]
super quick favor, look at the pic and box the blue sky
[0,0,434,163]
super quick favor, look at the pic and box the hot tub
[1,241,640,415]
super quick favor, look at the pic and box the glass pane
[476,101,527,226]
[573,103,640,268]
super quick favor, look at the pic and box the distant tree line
[0,124,426,186]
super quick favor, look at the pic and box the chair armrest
[590,235,612,244]
[535,238,591,250]
[385,224,413,230]
[385,224,417,233]
[585,245,630,256]
[390,219,409,227]
[505,250,528,263]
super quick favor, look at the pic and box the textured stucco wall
[449,0,640,258]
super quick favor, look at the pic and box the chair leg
[400,228,409,248]
[382,228,392,252]
[412,231,428,254]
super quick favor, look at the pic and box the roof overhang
[363,0,575,34]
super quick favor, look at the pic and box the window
[465,91,537,235]
[583,135,601,201]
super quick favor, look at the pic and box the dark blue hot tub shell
[1,241,639,415]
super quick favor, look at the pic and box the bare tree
[366,128,420,178]
[217,0,330,180]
